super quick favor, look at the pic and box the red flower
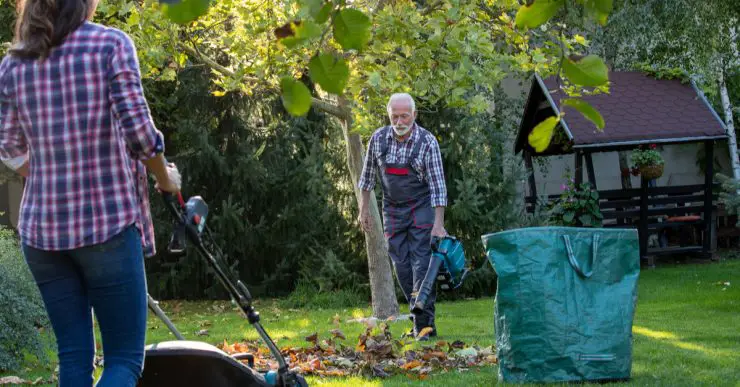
[650,144,657,149]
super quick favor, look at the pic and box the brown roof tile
[537,71,727,149]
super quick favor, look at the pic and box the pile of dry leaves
[220,323,497,380]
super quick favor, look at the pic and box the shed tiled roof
[516,71,728,154]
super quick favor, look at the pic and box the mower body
[138,341,270,387]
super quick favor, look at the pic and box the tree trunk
[618,151,632,189]
[338,99,400,319]
[719,66,740,182]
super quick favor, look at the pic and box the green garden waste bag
[481,227,640,383]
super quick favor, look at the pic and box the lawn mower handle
[160,191,302,387]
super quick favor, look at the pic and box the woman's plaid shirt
[0,22,163,256]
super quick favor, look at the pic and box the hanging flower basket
[631,144,664,180]
[639,164,664,180]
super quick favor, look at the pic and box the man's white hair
[386,93,416,115]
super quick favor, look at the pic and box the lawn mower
[137,191,308,387]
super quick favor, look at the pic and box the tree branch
[179,43,350,119]
[313,97,351,119]
[135,0,352,121]
[372,0,390,15]
[421,0,444,16]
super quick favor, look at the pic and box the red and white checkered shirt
[0,22,162,256]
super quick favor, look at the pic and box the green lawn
[3,256,739,386]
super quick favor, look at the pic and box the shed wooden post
[585,152,597,190]
[702,140,715,257]
[639,175,652,267]
[574,151,584,185]
[524,150,537,204]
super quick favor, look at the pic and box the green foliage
[142,67,366,299]
[528,115,562,153]
[631,62,690,83]
[563,98,604,130]
[515,0,564,29]
[630,144,664,167]
[717,174,740,226]
[562,54,609,87]
[548,176,603,227]
[280,280,369,309]
[594,0,738,129]
[0,227,51,372]
[332,8,371,51]
[308,53,350,94]
[161,0,211,25]
[280,77,313,116]
[298,248,365,294]
[512,1,613,152]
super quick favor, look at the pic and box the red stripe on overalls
[385,167,409,175]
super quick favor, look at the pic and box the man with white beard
[357,93,448,341]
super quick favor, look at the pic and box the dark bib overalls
[377,126,436,332]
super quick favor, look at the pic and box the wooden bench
[525,183,719,266]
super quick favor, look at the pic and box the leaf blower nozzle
[411,254,444,315]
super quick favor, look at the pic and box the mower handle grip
[161,191,186,220]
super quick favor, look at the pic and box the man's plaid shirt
[358,124,447,207]
[0,22,163,256]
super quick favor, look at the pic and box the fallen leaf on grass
[0,376,29,385]
[372,365,390,378]
[330,329,346,340]
[450,340,465,349]
[456,347,478,358]
[219,325,497,380]
[305,332,318,345]
[422,351,447,361]
[401,360,423,370]
[478,346,494,356]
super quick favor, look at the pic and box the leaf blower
[411,235,469,315]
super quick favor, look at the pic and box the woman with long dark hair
[0,1,180,385]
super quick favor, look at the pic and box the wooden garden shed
[515,71,729,265]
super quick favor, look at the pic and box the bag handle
[562,234,599,278]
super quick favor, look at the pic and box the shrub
[717,174,740,226]
[549,175,603,228]
[0,226,51,371]
[280,280,370,309]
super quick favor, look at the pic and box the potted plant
[549,177,603,228]
[631,144,664,180]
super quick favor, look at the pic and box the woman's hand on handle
[155,163,181,194]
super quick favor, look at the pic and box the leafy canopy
[138,0,613,151]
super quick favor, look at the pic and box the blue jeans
[22,225,147,387]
